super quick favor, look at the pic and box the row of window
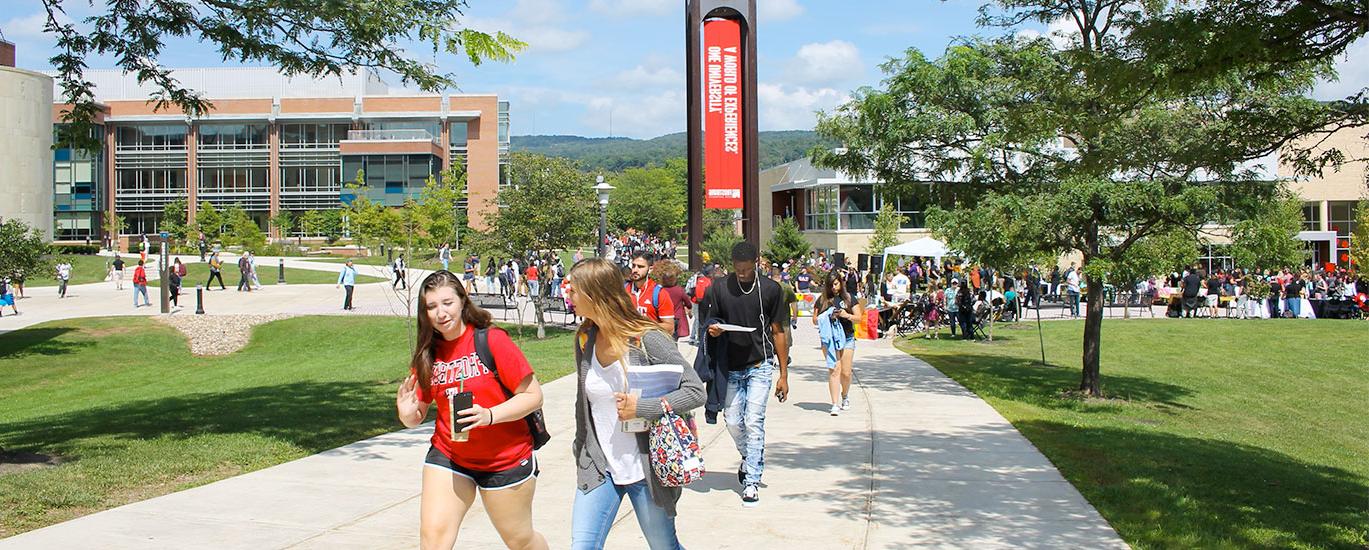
[112,120,499,150]
[1303,200,1361,237]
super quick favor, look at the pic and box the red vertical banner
[703,18,743,209]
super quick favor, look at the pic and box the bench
[539,297,576,326]
[470,293,516,320]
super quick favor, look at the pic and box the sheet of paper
[714,323,757,333]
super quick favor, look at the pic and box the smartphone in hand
[449,391,474,442]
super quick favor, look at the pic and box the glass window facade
[116,125,187,150]
[198,167,269,194]
[53,124,104,239]
[340,154,435,205]
[281,123,352,147]
[116,168,187,194]
[1302,201,1322,231]
[804,184,934,231]
[1198,243,1233,274]
[198,123,268,148]
[1328,200,1360,237]
[364,120,440,141]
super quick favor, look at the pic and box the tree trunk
[533,297,547,340]
[1079,280,1106,397]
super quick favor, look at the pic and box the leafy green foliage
[220,206,266,252]
[0,219,52,283]
[269,210,296,239]
[1352,203,1369,271]
[814,2,1345,396]
[765,218,811,265]
[607,159,686,237]
[411,166,469,250]
[299,209,344,243]
[194,202,223,241]
[512,131,836,172]
[102,214,126,242]
[1229,195,1308,270]
[161,199,188,242]
[44,0,526,151]
[866,203,907,257]
[701,226,743,266]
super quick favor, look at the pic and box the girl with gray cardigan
[566,258,705,550]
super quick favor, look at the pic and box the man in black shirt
[698,241,790,507]
[1181,267,1203,318]
[1284,277,1305,318]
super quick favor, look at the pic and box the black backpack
[473,327,551,450]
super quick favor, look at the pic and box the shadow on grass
[0,380,400,457]
[0,327,88,360]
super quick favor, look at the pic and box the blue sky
[4,0,1363,139]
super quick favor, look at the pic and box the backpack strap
[652,283,662,312]
[473,327,506,394]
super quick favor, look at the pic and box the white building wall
[0,66,54,240]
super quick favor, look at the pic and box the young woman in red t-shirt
[395,270,549,550]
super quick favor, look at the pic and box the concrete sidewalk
[0,315,1125,549]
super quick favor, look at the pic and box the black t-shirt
[704,274,790,370]
[1284,280,1304,298]
[825,293,856,335]
[1182,273,1202,296]
[113,258,124,271]
[1206,277,1221,294]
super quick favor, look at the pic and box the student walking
[168,261,183,308]
[945,278,962,338]
[394,255,408,290]
[132,260,151,307]
[237,254,253,292]
[438,242,452,272]
[395,270,549,550]
[111,254,126,290]
[566,258,705,550]
[206,252,226,290]
[957,279,976,339]
[815,273,861,416]
[653,260,691,342]
[249,252,262,290]
[0,278,18,316]
[695,242,790,507]
[626,252,677,335]
[336,259,357,310]
[56,260,72,298]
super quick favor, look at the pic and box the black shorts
[424,446,538,490]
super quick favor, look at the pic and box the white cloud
[757,83,848,131]
[612,64,683,89]
[588,0,675,17]
[2,12,61,42]
[509,0,567,25]
[1313,37,1369,100]
[785,40,863,86]
[759,0,805,22]
[578,90,686,138]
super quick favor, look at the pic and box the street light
[592,176,615,258]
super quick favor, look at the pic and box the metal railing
[345,129,435,142]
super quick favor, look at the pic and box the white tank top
[586,352,646,485]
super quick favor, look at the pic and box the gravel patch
[157,313,296,356]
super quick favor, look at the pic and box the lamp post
[593,176,614,258]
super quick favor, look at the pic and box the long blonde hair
[570,258,661,361]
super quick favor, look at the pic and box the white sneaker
[840,396,851,410]
[742,484,760,507]
[829,404,840,416]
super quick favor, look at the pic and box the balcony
[340,129,442,156]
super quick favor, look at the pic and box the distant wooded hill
[510,130,837,172]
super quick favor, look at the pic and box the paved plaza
[0,254,1126,548]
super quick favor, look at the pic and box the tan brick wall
[1282,126,1369,202]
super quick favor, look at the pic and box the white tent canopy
[883,237,950,261]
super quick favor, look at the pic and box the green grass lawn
[172,262,385,287]
[307,254,442,271]
[22,255,119,287]
[0,316,576,537]
[895,319,1369,550]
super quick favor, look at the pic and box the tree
[101,213,125,246]
[343,171,399,250]
[607,159,687,237]
[0,220,53,284]
[270,210,296,241]
[866,203,906,258]
[44,0,525,152]
[300,209,343,244]
[814,2,1341,397]
[765,218,810,266]
[220,205,265,252]
[195,201,223,241]
[161,199,188,242]
[1108,229,1200,318]
[701,226,743,267]
[1229,195,1307,270]
[412,166,469,252]
[1349,202,1369,271]
[481,153,597,338]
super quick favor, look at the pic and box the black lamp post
[593,176,614,258]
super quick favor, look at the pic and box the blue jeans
[725,360,775,486]
[133,284,150,306]
[1285,297,1301,318]
[1068,290,1081,317]
[571,472,682,550]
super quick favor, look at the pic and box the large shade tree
[814,0,1357,396]
[42,0,525,151]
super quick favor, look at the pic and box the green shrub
[52,244,100,255]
